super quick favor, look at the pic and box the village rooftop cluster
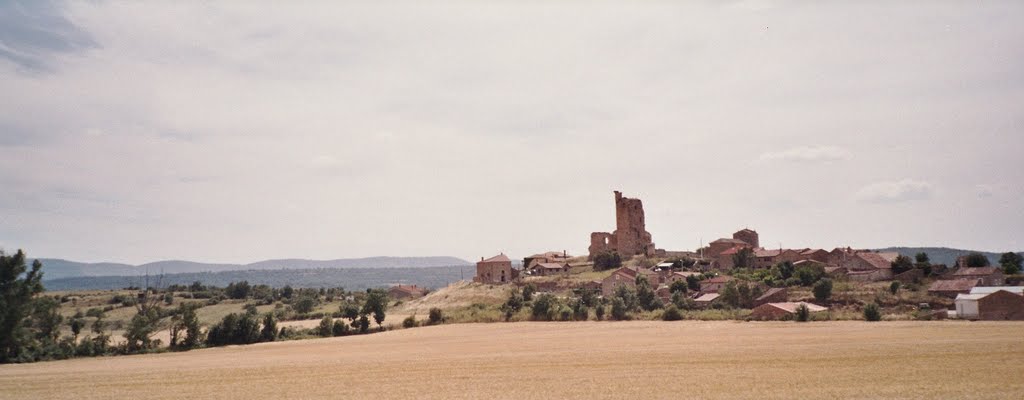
[464,191,1024,321]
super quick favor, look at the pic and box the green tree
[225,281,251,299]
[686,275,701,292]
[0,250,45,363]
[341,304,360,323]
[531,294,556,321]
[521,283,536,302]
[890,255,913,274]
[998,252,1023,275]
[613,284,638,312]
[889,281,901,295]
[593,251,623,271]
[795,303,810,322]
[635,276,658,311]
[813,278,833,303]
[794,264,824,286]
[719,281,739,308]
[669,280,688,295]
[914,252,930,264]
[332,320,349,336]
[402,315,418,328]
[69,318,84,341]
[610,297,629,320]
[964,253,990,268]
[30,296,64,344]
[318,315,333,337]
[260,313,277,342]
[124,305,161,352]
[281,285,294,299]
[362,289,389,329]
[501,288,524,321]
[732,247,754,270]
[595,303,606,321]
[294,296,317,314]
[570,298,589,321]
[863,303,882,322]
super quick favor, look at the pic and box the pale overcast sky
[1,1,1022,264]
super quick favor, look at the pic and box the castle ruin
[588,191,656,260]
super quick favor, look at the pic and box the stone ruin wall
[588,191,655,260]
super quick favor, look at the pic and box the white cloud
[856,179,934,204]
[758,146,852,163]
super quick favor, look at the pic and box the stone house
[752,249,782,269]
[750,302,827,320]
[694,293,721,308]
[475,254,517,284]
[843,252,897,282]
[601,267,638,297]
[928,279,979,298]
[732,228,760,248]
[528,262,570,277]
[708,238,750,258]
[800,249,830,263]
[523,251,570,270]
[388,284,428,301]
[952,267,1004,286]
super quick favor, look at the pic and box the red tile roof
[532,263,567,270]
[754,249,782,258]
[712,238,748,244]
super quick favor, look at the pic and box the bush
[531,294,557,321]
[402,315,418,328]
[593,251,623,271]
[595,303,606,321]
[206,313,260,346]
[428,308,444,325]
[795,303,810,322]
[662,305,683,321]
[332,320,348,336]
[863,303,882,322]
[610,298,629,321]
[317,316,333,337]
[571,299,589,321]
[294,296,317,314]
[521,284,536,302]
[889,281,901,295]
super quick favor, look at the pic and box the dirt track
[2,321,1022,399]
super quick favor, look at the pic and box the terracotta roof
[801,249,826,255]
[480,254,511,263]
[712,238,748,244]
[953,267,1001,276]
[720,246,742,256]
[613,267,638,278]
[735,228,757,234]
[876,252,900,263]
[928,279,979,292]
[855,252,892,270]
[761,302,827,313]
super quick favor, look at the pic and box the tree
[30,296,64,344]
[260,313,277,342]
[0,250,45,363]
[124,305,161,352]
[686,275,701,292]
[69,318,84,341]
[341,304,360,324]
[206,313,259,346]
[613,284,638,312]
[531,294,556,321]
[332,320,348,336]
[889,281,901,295]
[501,289,524,321]
[593,251,622,271]
[794,264,824,286]
[362,289,388,329]
[964,253,990,268]
[428,308,444,325]
[813,279,833,303]
[281,285,294,299]
[595,303,606,321]
[891,255,914,275]
[318,316,333,337]
[570,298,589,321]
[998,252,1023,275]
[795,304,810,322]
[402,315,418,328]
[294,296,317,314]
[669,280,688,295]
[732,247,754,270]
[914,252,930,264]
[225,281,251,299]
[610,297,629,320]
[521,283,536,302]
[863,303,882,322]
[635,276,658,311]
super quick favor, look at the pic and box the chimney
[481,257,484,261]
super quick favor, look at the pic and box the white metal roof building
[969,286,1024,295]
[954,293,985,319]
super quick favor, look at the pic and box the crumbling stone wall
[588,191,655,259]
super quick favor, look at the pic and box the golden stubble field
[2,321,1022,400]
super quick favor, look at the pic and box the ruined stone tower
[588,191,656,259]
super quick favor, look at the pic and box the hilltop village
[469,191,1024,321]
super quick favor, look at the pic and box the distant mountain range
[873,247,1021,267]
[35,256,472,281]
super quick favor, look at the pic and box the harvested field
[2,321,1022,399]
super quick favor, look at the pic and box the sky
[1,1,1022,265]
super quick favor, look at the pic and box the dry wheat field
[2,321,1022,399]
